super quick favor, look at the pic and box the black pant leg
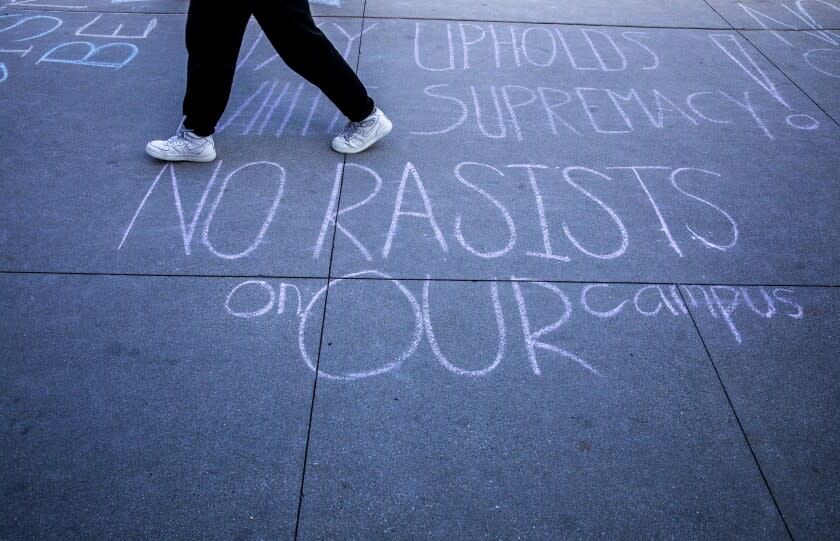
[252,0,373,122]
[182,2,252,136]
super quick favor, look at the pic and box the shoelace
[166,129,189,146]
[339,116,376,142]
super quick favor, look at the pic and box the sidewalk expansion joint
[292,5,367,540]
[4,6,838,33]
[2,270,838,289]
[678,284,796,541]
[700,0,840,129]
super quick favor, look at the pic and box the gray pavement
[1,1,838,539]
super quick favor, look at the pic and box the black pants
[182,1,374,136]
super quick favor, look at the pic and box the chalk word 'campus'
[224,273,805,381]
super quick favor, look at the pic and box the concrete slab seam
[2,271,839,290]
[292,6,367,541]
[676,285,796,541]
[3,2,836,539]
[700,0,840,128]
[734,31,840,127]
[290,163,341,541]
[6,5,839,32]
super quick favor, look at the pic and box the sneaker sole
[145,143,217,163]
[331,116,393,154]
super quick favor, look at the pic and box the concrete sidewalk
[1,1,838,539]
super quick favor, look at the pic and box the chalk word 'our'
[225,273,804,381]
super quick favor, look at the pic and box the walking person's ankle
[331,108,392,154]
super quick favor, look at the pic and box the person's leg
[252,0,373,122]
[147,3,252,161]
[182,2,252,136]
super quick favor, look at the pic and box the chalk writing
[69,12,826,390]
[298,271,424,381]
[225,276,807,381]
[119,161,286,260]
[204,162,286,260]
[314,163,381,261]
[218,21,374,136]
[738,1,840,46]
[0,12,155,84]
[38,41,137,68]
[0,44,33,56]
[411,83,819,140]
[735,1,840,80]
[8,18,809,139]
[423,279,507,376]
[803,47,840,78]
[0,14,63,41]
[402,22,826,140]
[711,33,790,108]
[3,0,88,10]
[453,162,516,259]
[383,162,449,259]
[414,22,659,72]
[75,14,157,39]
[120,160,740,266]
[709,33,826,132]
[512,279,601,376]
[321,161,739,264]
[4,0,158,8]
[214,22,829,139]
[225,279,304,318]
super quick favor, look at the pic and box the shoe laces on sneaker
[339,115,377,143]
[165,129,190,147]
[167,129,207,147]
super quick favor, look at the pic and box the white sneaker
[331,108,392,154]
[146,129,217,162]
